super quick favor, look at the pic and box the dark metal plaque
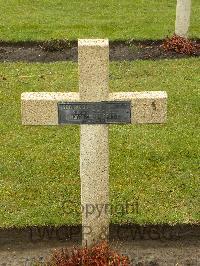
[58,101,131,124]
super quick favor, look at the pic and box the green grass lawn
[0,0,199,41]
[0,58,199,228]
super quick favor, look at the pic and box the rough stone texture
[78,39,109,102]
[21,91,167,125]
[175,0,191,37]
[78,39,109,247]
[110,91,167,124]
[21,92,79,125]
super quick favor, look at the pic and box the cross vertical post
[78,40,109,247]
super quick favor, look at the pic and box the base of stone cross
[81,123,109,247]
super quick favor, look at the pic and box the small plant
[162,34,199,55]
[45,241,130,265]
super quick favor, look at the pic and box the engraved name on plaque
[58,101,131,124]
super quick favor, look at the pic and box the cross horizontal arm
[21,91,167,125]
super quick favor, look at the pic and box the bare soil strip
[0,40,199,62]
[0,224,199,265]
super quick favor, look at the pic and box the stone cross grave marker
[21,39,167,247]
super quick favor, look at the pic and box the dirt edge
[0,39,199,62]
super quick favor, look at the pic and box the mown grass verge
[0,0,199,41]
[0,58,199,227]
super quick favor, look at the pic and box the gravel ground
[0,225,199,265]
